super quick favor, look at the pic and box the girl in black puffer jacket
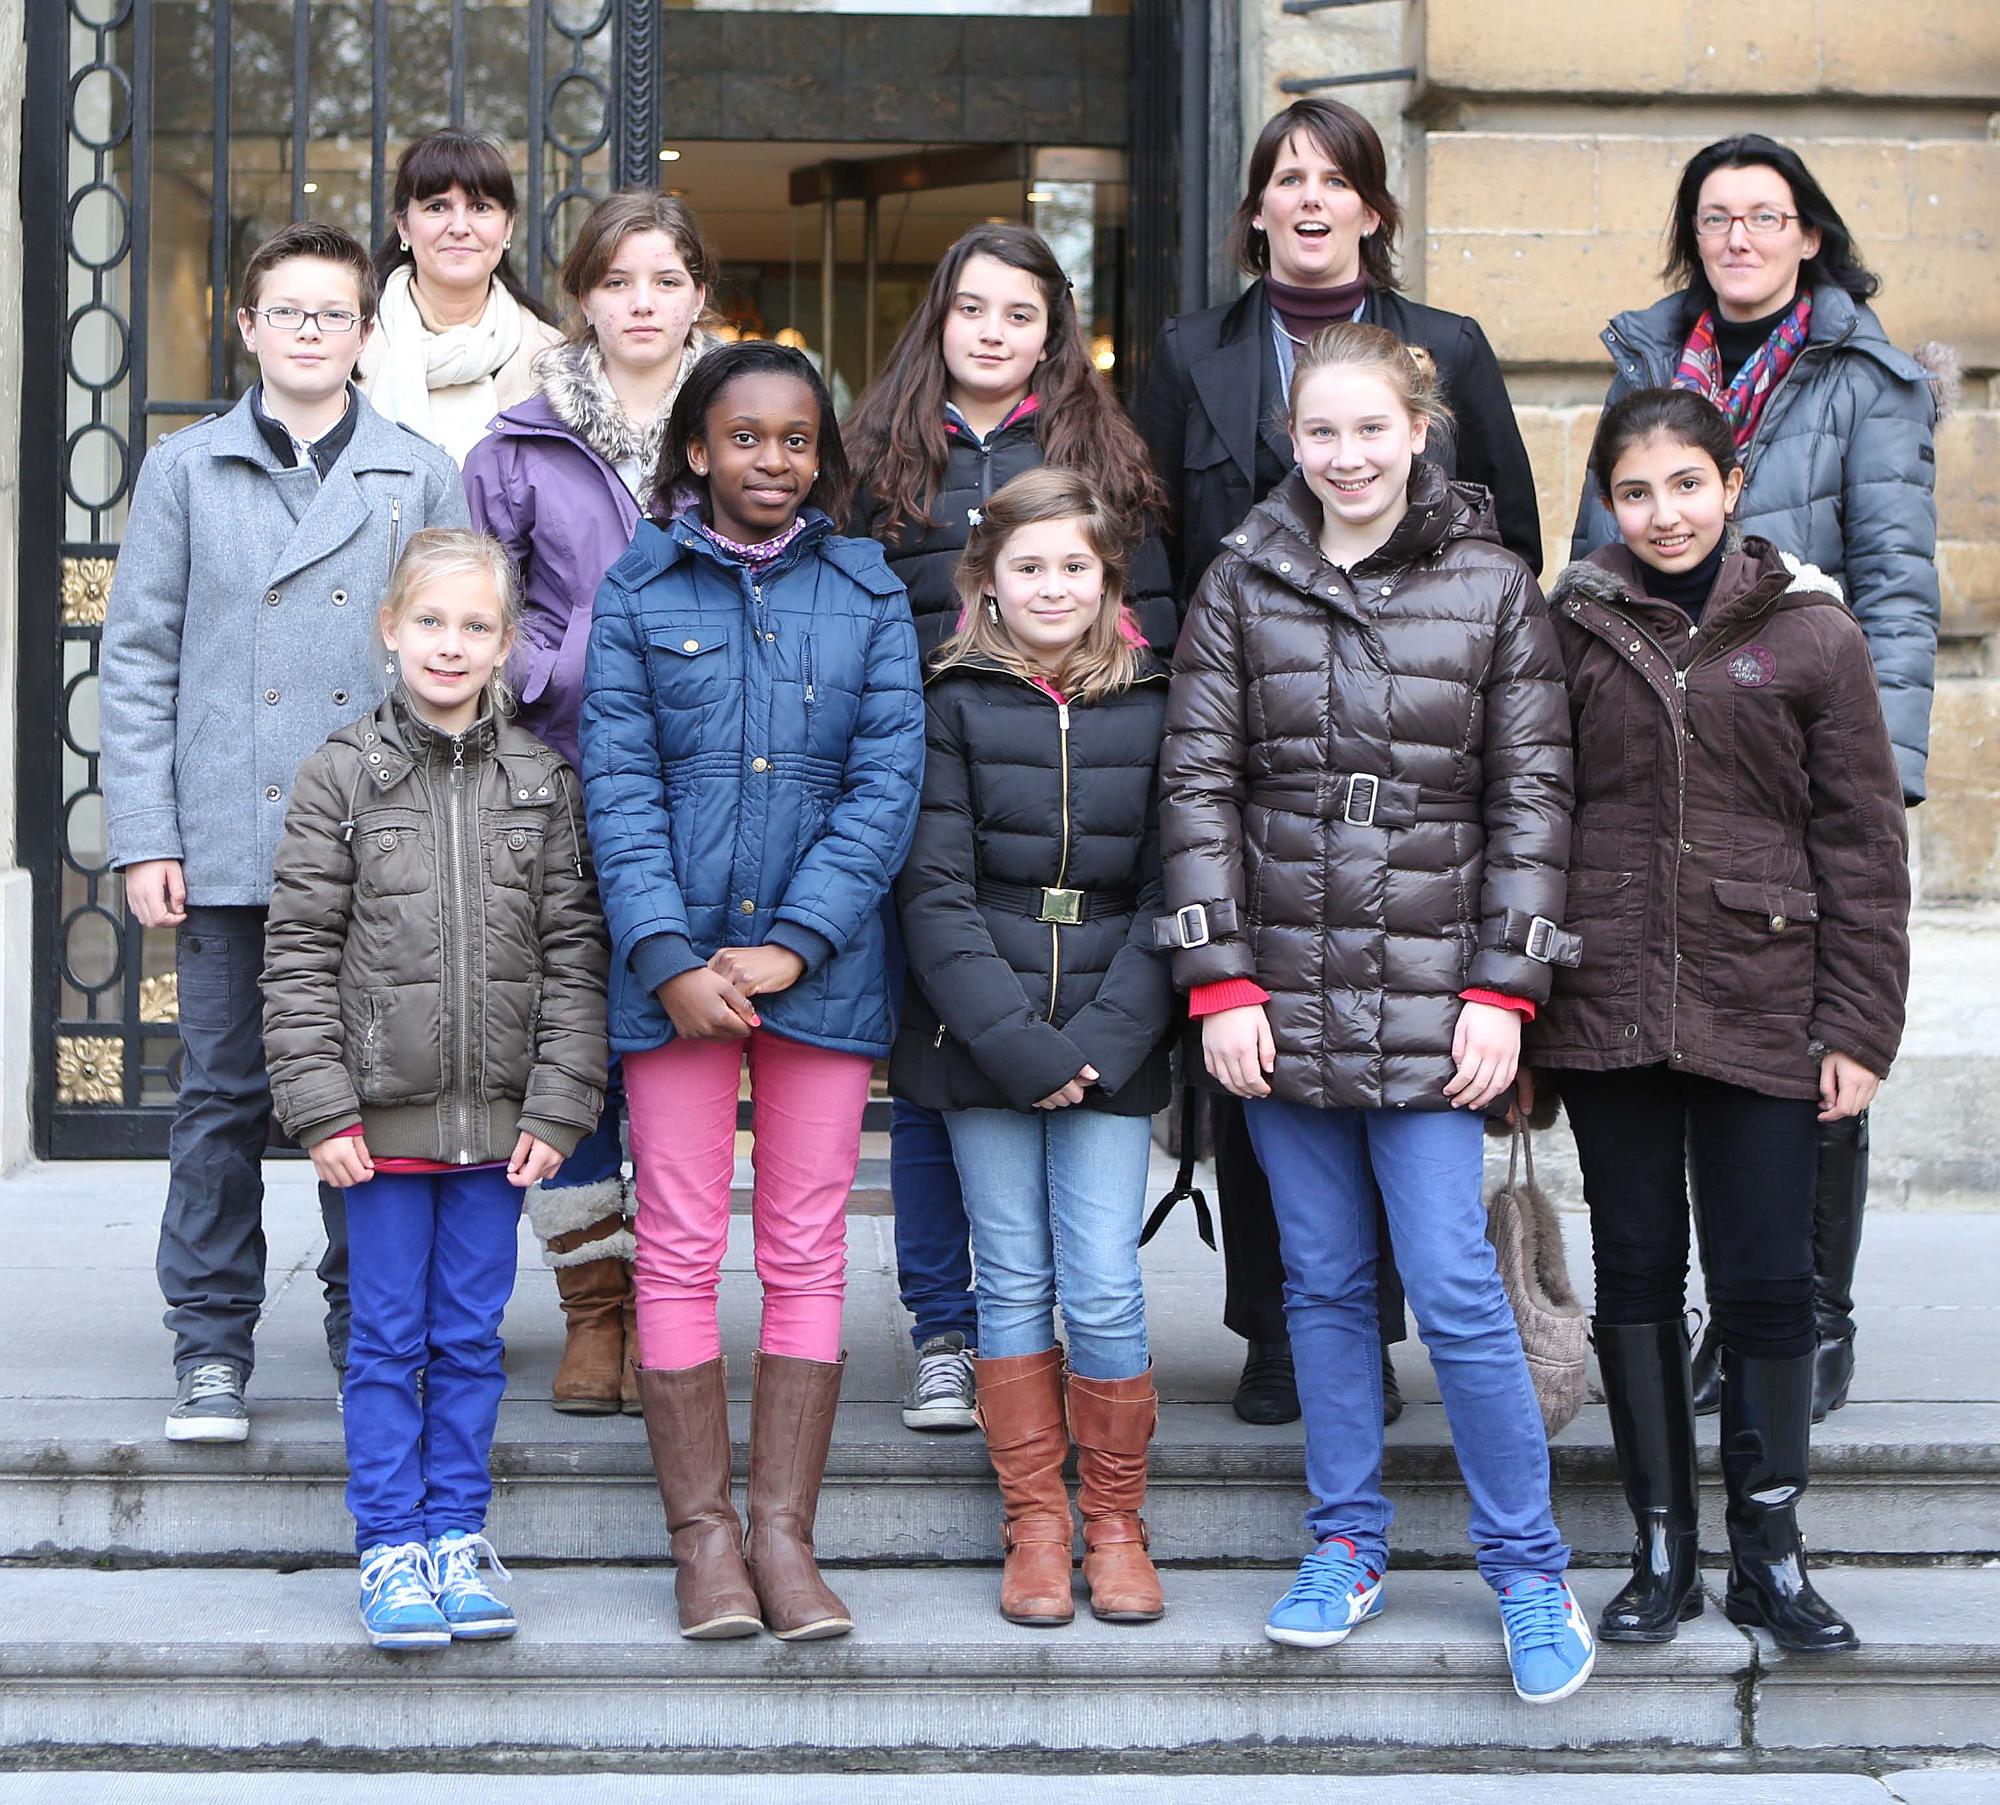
[846,222,1176,1428]
[891,469,1178,1632]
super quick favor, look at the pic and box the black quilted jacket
[1159,461,1575,1111]
[890,652,1179,1115]
[850,410,1181,657]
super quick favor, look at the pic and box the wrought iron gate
[17,2,1200,1158]
[18,0,665,1157]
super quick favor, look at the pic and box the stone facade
[1242,0,2000,905]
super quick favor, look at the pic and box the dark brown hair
[1230,99,1402,291]
[373,128,555,325]
[1663,134,1879,306]
[842,223,1163,545]
[653,340,854,527]
[557,190,720,345]
[241,220,380,320]
[1589,387,1740,500]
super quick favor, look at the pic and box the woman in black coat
[1136,97,1543,1427]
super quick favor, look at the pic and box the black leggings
[1559,1064,1819,1360]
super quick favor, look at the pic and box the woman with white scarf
[362,129,564,466]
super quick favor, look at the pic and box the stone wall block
[1939,542,2000,638]
[1934,412,2000,543]
[1819,0,2000,98]
[1425,230,1660,366]
[1419,0,1685,93]
[1918,681,2000,902]
[1681,0,1824,94]
[1425,135,1597,234]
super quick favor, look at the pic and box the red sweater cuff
[1189,978,1273,1019]
[1461,987,1536,1022]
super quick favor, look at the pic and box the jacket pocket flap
[1712,878,1819,923]
[647,627,729,658]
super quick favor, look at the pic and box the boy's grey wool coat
[101,389,468,905]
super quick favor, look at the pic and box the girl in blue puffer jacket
[580,341,923,1646]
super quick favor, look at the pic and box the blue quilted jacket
[580,510,924,1057]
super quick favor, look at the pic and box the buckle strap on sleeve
[1480,909,1583,968]
[1152,899,1241,950]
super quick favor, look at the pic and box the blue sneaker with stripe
[429,1530,517,1640]
[1498,1574,1596,1704]
[357,1541,448,1651]
[1264,1537,1385,1648]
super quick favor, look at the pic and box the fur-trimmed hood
[1548,534,1845,628]
[530,331,720,480]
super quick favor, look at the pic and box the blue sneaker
[357,1541,449,1651]
[429,1530,517,1640]
[1264,1537,1385,1648]
[1498,1574,1596,1704]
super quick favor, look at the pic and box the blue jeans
[943,1106,1153,1380]
[343,1166,522,1553]
[1246,1097,1568,1592]
[883,897,977,1346]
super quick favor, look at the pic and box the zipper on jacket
[388,496,403,571]
[362,993,380,1079]
[934,1021,947,1050]
[804,632,817,707]
[444,730,476,1164]
[1049,700,1072,1021]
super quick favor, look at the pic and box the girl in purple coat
[463,190,720,1417]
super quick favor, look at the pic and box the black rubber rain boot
[1594,1320,1703,1642]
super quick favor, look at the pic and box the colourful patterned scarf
[697,512,809,568]
[1672,290,1813,450]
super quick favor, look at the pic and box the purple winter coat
[464,392,642,769]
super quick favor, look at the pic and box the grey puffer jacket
[1570,283,1943,804]
[263,696,608,1165]
[1159,462,1576,1112]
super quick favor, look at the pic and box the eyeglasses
[249,305,364,334]
[1693,209,1800,239]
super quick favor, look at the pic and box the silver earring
[504,238,514,251]
[985,597,1000,625]
[399,240,410,253]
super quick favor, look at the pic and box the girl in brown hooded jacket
[1530,388,1910,1659]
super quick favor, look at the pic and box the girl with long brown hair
[462,189,721,1418]
[845,223,1178,1435]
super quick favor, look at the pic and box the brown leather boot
[973,1348,1076,1627]
[637,1359,762,1640]
[1066,1367,1164,1622]
[527,1180,633,1416]
[744,1351,853,1640]
[620,1279,642,1416]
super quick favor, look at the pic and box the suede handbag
[1486,1126,1588,1438]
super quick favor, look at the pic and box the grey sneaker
[902,1331,978,1431]
[165,1360,249,1443]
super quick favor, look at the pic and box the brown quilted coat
[1527,541,1910,1099]
[263,695,608,1164]
[1159,462,1575,1111]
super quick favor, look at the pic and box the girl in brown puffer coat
[264,528,608,1651]
[1528,388,1909,1659]
[1159,324,1593,1705]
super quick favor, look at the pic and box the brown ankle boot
[619,1279,642,1416]
[1066,1367,1164,1622]
[973,1348,1075,1627]
[744,1351,853,1640]
[527,1181,633,1416]
[637,1360,762,1639]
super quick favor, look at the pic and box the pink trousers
[624,1029,872,1370]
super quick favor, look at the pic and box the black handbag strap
[1139,1084,1215,1251]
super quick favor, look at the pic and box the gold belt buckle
[1038,887,1083,925]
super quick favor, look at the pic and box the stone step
[7,1395,1996,1568]
[0,1565,1989,1761]
[0,1776,1986,1804]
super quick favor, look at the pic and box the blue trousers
[944,1106,1153,1379]
[883,897,978,1346]
[1246,1097,1569,1592]
[342,1166,521,1553]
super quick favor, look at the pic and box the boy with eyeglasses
[102,220,467,1443]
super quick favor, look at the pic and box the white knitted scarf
[366,262,525,463]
